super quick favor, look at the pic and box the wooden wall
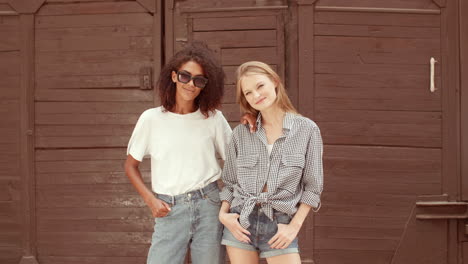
[0,0,465,263]
[0,13,22,264]
[33,1,156,263]
[310,0,443,263]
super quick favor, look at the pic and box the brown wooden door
[33,1,160,263]
[0,13,22,264]
[297,0,460,263]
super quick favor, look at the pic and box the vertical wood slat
[152,0,162,106]
[461,0,468,202]
[297,3,315,118]
[297,2,316,262]
[441,0,461,264]
[19,14,38,264]
[285,2,299,108]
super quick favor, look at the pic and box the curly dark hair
[157,41,225,118]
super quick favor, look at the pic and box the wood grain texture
[37,1,146,15]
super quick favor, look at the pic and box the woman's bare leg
[226,246,259,264]
[266,253,301,264]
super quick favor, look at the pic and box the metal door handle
[430,57,437,92]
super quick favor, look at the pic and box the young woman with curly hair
[125,42,249,264]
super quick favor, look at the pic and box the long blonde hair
[236,61,298,116]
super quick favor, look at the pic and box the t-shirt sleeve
[214,111,233,161]
[126,110,151,162]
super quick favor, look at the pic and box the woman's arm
[124,154,171,217]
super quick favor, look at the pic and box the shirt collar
[256,112,295,131]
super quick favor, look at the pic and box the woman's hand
[268,223,301,249]
[146,195,171,217]
[219,212,251,243]
[240,113,257,133]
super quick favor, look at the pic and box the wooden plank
[324,144,440,161]
[316,98,440,112]
[193,30,276,48]
[324,177,439,195]
[0,247,21,264]
[0,180,19,201]
[315,238,398,251]
[315,36,439,54]
[36,125,133,138]
[36,113,140,125]
[36,26,152,40]
[38,193,147,208]
[315,24,440,39]
[193,15,276,31]
[38,219,154,232]
[35,13,152,28]
[315,226,402,240]
[0,232,21,247]
[35,89,153,102]
[0,76,19,99]
[36,75,140,89]
[318,203,411,218]
[316,109,441,124]
[316,85,439,101]
[315,73,438,90]
[221,47,277,65]
[37,207,151,220]
[316,49,441,65]
[315,249,393,264]
[36,148,128,161]
[37,49,152,66]
[36,160,150,173]
[19,14,37,261]
[38,232,151,244]
[37,1,146,15]
[222,84,236,104]
[462,0,468,201]
[315,11,440,27]
[0,52,20,75]
[36,36,152,52]
[35,135,131,148]
[320,126,440,147]
[223,64,277,85]
[298,4,315,119]
[37,59,152,77]
[315,215,407,229]
[36,102,152,114]
[316,0,439,9]
[36,171,151,185]
[218,103,241,122]
[38,242,149,256]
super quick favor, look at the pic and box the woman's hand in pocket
[147,195,171,217]
[268,223,300,249]
[219,212,251,243]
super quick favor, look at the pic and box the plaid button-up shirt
[220,112,324,229]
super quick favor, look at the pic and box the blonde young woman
[219,61,324,264]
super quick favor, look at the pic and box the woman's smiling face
[172,60,204,104]
[240,73,278,112]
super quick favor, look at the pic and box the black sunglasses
[176,70,208,89]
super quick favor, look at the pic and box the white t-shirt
[127,106,232,195]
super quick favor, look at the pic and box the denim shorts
[221,205,299,258]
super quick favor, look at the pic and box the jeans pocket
[205,189,221,206]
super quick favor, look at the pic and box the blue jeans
[147,181,225,264]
